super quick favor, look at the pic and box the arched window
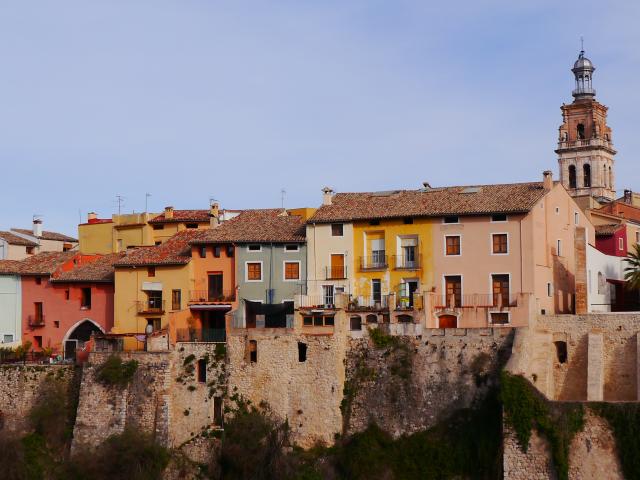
[577,123,586,140]
[583,164,591,188]
[568,165,577,189]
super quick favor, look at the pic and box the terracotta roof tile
[115,229,203,267]
[11,228,77,242]
[192,209,306,244]
[0,260,24,274]
[0,231,38,247]
[307,182,548,223]
[595,224,624,237]
[148,209,210,224]
[52,253,124,283]
[3,252,77,276]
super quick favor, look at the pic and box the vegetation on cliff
[94,355,139,387]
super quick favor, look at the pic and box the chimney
[164,206,174,219]
[33,218,43,237]
[624,189,632,204]
[210,203,220,228]
[87,212,97,222]
[322,187,334,206]
[543,171,553,190]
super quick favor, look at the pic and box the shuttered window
[247,262,262,281]
[445,235,461,255]
[492,234,508,254]
[284,262,300,280]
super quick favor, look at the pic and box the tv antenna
[115,195,125,215]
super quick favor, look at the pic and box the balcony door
[330,254,345,280]
[208,273,223,301]
[371,238,385,267]
[399,280,418,307]
[444,275,462,307]
[492,274,510,307]
[400,237,417,268]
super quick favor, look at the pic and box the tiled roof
[52,253,124,283]
[0,260,24,274]
[11,228,77,242]
[0,231,38,247]
[148,209,210,224]
[192,209,306,244]
[115,229,203,267]
[307,182,548,223]
[595,224,624,237]
[0,252,77,276]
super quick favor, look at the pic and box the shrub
[95,355,138,387]
[29,378,72,447]
[368,327,396,349]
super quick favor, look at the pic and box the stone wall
[0,364,74,433]
[344,327,514,437]
[503,409,623,480]
[507,313,640,401]
[226,327,348,448]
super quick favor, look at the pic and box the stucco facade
[0,275,21,345]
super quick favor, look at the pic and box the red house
[595,223,627,257]
[13,252,121,358]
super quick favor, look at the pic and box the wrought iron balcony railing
[189,290,236,303]
[136,300,165,314]
[325,266,347,280]
[359,254,388,271]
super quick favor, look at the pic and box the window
[555,207,560,215]
[350,316,362,331]
[366,314,378,324]
[147,291,163,311]
[491,274,510,307]
[492,234,508,254]
[372,279,382,303]
[226,245,234,257]
[583,164,591,188]
[34,336,42,349]
[325,316,335,326]
[303,316,313,326]
[490,312,510,325]
[369,220,380,226]
[323,285,335,306]
[246,262,262,281]
[619,238,624,251]
[155,241,161,246]
[284,244,299,251]
[147,318,161,331]
[35,277,42,285]
[331,223,344,236]
[197,359,207,382]
[214,397,223,427]
[248,244,261,252]
[370,239,386,266]
[491,214,507,222]
[152,224,164,230]
[148,267,156,277]
[26,246,35,255]
[186,223,198,229]
[54,321,59,328]
[403,217,414,224]
[574,212,579,225]
[445,235,461,256]
[213,246,221,258]
[3,335,13,343]
[443,216,459,224]
[249,340,257,363]
[298,342,307,362]
[397,314,413,323]
[81,287,92,309]
[199,246,207,258]
[284,261,300,281]
[65,289,70,300]
[636,231,640,245]
[547,283,553,297]
[554,341,568,364]
[444,276,462,307]
[34,302,44,322]
[568,165,577,189]
[303,315,333,327]
[577,123,585,139]
[556,239,562,256]
[172,289,181,310]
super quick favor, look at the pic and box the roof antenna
[115,195,125,215]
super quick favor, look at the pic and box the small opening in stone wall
[214,396,223,427]
[350,316,362,331]
[298,342,307,362]
[249,340,257,363]
[554,341,568,364]
[197,359,207,383]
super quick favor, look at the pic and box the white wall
[586,244,624,312]
[0,275,21,345]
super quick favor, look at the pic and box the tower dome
[572,50,596,99]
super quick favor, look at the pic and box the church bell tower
[556,50,617,201]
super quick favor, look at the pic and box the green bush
[29,378,72,447]
[368,327,396,349]
[95,355,138,387]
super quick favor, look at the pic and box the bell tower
[556,50,617,201]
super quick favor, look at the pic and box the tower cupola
[572,50,596,99]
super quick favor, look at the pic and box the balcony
[432,293,517,310]
[394,292,424,311]
[176,328,226,343]
[392,255,421,271]
[189,290,236,303]
[137,300,165,315]
[28,315,45,328]
[325,266,347,280]
[359,254,388,271]
[346,295,389,312]
[295,294,347,310]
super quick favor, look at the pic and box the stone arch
[63,318,104,345]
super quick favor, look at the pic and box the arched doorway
[63,319,104,360]
[438,314,457,329]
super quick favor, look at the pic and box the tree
[624,243,640,291]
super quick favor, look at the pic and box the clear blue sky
[1,1,639,236]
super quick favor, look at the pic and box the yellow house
[112,229,202,349]
[78,206,215,254]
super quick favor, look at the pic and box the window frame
[491,233,509,255]
[444,234,462,256]
[490,214,508,223]
[284,244,299,252]
[283,260,301,282]
[245,261,263,282]
[247,244,262,252]
[172,289,181,311]
[80,287,92,309]
[331,223,344,237]
[443,216,459,224]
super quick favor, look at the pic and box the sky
[1,1,639,236]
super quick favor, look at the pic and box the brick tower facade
[556,51,617,201]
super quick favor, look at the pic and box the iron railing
[137,300,165,314]
[359,254,388,271]
[325,266,347,280]
[296,295,338,309]
[432,293,518,309]
[176,328,226,343]
[346,295,389,311]
[394,291,423,310]
[392,255,421,270]
[189,290,236,303]
[28,315,45,327]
